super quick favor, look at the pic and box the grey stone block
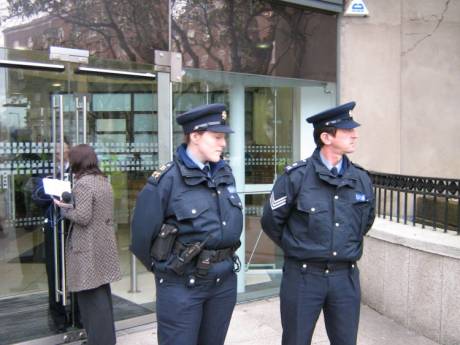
[407,249,442,342]
[440,257,460,345]
[360,237,385,313]
[383,243,409,326]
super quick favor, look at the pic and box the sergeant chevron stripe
[270,192,287,210]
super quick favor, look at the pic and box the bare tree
[4,0,335,78]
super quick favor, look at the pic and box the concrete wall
[339,0,460,178]
[360,218,460,345]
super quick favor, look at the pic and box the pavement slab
[112,298,440,345]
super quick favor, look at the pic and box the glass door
[69,62,159,330]
[0,48,77,344]
[0,48,158,344]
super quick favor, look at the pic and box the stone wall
[360,218,460,345]
[339,0,460,179]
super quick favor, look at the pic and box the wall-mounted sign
[344,0,369,16]
[280,1,344,13]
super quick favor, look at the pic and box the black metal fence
[369,172,460,234]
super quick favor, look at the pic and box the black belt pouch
[150,224,178,261]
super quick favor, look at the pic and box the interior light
[256,43,272,49]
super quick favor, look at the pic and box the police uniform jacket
[261,148,375,262]
[32,167,70,230]
[131,144,243,279]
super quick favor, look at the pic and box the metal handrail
[369,172,460,234]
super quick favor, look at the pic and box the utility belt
[285,257,356,274]
[155,270,234,288]
[173,242,235,263]
[173,241,239,277]
[150,224,240,277]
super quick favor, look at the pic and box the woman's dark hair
[313,127,337,148]
[69,144,104,178]
[184,131,205,144]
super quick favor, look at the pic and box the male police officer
[32,141,81,332]
[261,101,375,345]
[131,103,243,345]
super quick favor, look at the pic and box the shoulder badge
[350,161,368,172]
[151,161,174,182]
[284,159,309,174]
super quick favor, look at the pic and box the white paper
[42,178,71,197]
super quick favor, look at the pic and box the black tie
[330,167,338,177]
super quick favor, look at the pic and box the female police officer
[131,103,243,345]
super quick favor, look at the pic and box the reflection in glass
[1,0,335,79]
[172,0,337,80]
[1,0,169,62]
[245,87,293,184]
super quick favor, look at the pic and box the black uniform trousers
[155,272,237,345]
[77,283,116,345]
[44,224,67,325]
[44,222,81,329]
[280,258,361,345]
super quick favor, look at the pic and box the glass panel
[244,193,282,291]
[92,94,131,112]
[0,47,158,343]
[174,68,314,183]
[0,48,73,343]
[173,68,333,297]
[72,59,158,324]
[134,94,158,112]
[96,119,127,132]
[1,1,335,79]
[134,114,157,132]
[245,87,293,184]
[0,1,169,62]
[172,0,337,80]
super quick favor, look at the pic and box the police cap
[306,101,360,129]
[176,103,234,134]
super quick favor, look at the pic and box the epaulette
[351,161,369,173]
[151,161,174,182]
[284,159,309,173]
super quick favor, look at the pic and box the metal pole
[229,82,245,293]
[168,0,172,51]
[157,72,173,165]
[129,254,140,293]
[75,97,80,145]
[82,96,87,144]
[52,96,60,304]
[59,95,67,306]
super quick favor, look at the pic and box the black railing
[369,172,460,234]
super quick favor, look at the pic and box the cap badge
[221,111,227,121]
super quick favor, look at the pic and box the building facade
[0,0,458,343]
[340,0,460,179]
[0,1,342,343]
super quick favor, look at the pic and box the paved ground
[113,297,440,345]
